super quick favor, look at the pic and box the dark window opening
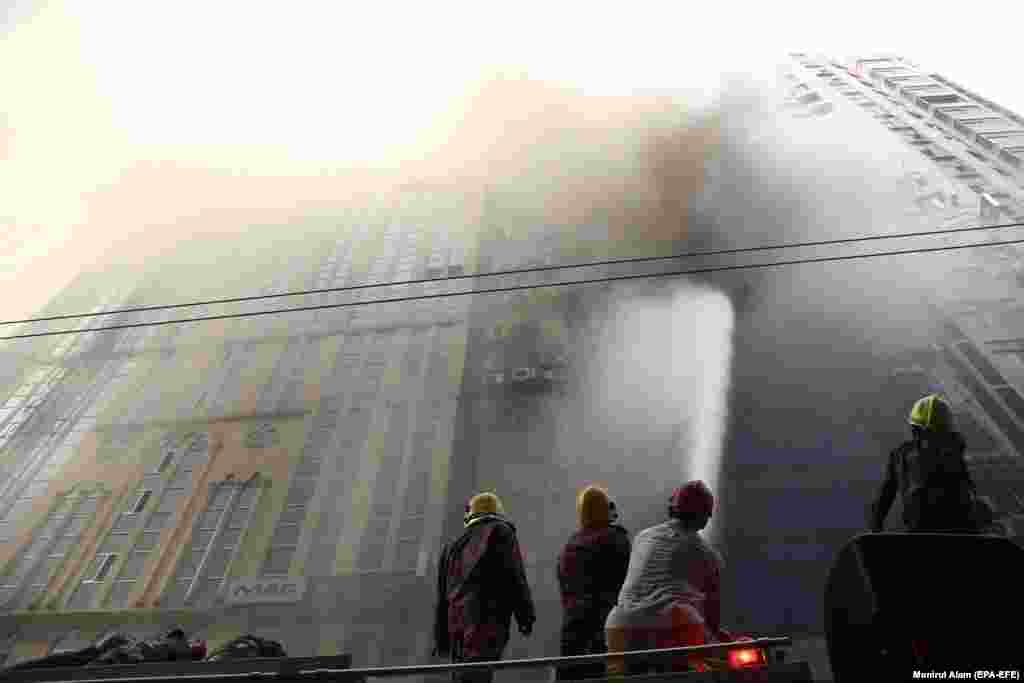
[130,491,152,514]
[92,554,117,582]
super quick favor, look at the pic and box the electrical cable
[3,230,1023,341]
[2,219,1022,327]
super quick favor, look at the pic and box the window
[165,479,259,606]
[130,491,152,514]
[91,553,117,582]
[920,93,964,105]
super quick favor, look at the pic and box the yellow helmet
[908,394,955,433]
[464,492,505,527]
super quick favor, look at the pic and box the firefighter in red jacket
[433,492,536,683]
[556,486,632,680]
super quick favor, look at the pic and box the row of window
[0,234,467,609]
[821,68,1024,221]
[163,478,259,607]
[356,341,435,574]
[67,432,211,610]
[938,327,1024,456]
[852,63,1024,185]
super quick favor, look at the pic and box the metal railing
[312,638,793,680]
[5,638,793,682]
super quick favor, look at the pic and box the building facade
[789,54,1024,524]
[0,81,719,671]
[5,59,1024,670]
[0,187,487,666]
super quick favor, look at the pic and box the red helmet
[669,480,714,518]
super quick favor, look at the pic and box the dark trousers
[449,625,510,683]
[557,611,610,681]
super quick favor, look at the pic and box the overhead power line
[2,219,1023,328]
[3,230,1024,342]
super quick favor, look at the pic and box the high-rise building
[0,77,722,669]
[784,53,1024,507]
[0,184,490,666]
[686,55,1024,645]
[9,58,1023,671]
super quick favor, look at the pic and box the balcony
[966,120,1024,136]
[978,133,1024,153]
[916,92,966,109]
[955,170,984,183]
[935,107,990,126]
[935,105,994,118]
[881,79,916,92]
[921,145,957,162]
[869,66,916,78]
[955,116,1008,136]
[899,81,945,94]
[999,148,1024,169]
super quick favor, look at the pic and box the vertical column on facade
[312,235,354,336]
[293,334,371,576]
[261,336,370,585]
[355,328,417,574]
[419,324,463,576]
[345,222,373,328]
[260,344,363,579]
[332,330,405,575]
[383,327,433,574]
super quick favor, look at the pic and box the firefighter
[433,492,536,683]
[604,481,725,675]
[870,394,978,534]
[556,486,631,680]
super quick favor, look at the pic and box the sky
[1,0,1022,322]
